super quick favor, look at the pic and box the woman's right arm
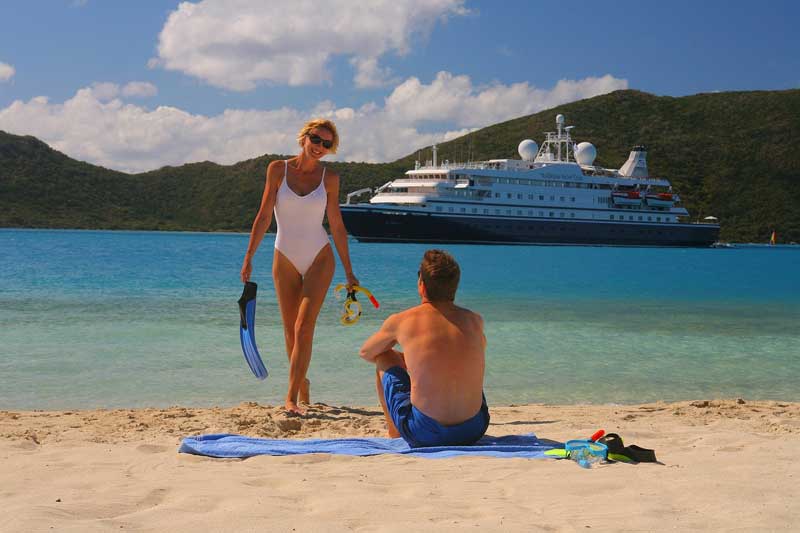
[241,161,282,282]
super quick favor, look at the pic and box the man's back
[394,302,485,425]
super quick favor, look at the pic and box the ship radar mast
[535,114,577,164]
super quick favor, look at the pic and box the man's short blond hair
[297,118,339,154]
[419,249,460,302]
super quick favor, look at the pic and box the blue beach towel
[179,433,558,459]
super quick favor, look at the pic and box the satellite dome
[556,114,565,125]
[574,142,597,165]
[518,139,539,161]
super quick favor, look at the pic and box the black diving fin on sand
[238,281,268,380]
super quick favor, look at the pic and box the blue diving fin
[237,281,268,380]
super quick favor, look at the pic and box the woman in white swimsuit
[240,119,358,414]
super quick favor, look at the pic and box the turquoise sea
[1,229,799,410]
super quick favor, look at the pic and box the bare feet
[284,399,306,416]
[299,378,311,405]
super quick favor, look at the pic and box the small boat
[611,190,642,207]
[645,192,676,208]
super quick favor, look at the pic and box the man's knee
[375,349,405,373]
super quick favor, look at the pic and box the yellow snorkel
[334,284,380,326]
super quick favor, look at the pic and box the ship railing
[415,162,495,171]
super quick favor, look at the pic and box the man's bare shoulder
[454,304,482,319]
[392,304,428,321]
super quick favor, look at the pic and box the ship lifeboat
[611,190,642,207]
[645,192,675,208]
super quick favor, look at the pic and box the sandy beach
[2,399,799,532]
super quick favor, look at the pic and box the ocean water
[1,229,799,410]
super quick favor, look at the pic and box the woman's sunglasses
[307,133,333,149]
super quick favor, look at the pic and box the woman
[241,119,358,414]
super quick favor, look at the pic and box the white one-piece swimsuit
[274,160,330,276]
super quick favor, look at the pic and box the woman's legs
[273,245,334,414]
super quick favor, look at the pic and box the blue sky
[0,0,797,172]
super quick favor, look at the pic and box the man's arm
[359,313,401,363]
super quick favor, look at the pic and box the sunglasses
[307,133,333,149]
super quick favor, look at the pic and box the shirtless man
[359,250,489,447]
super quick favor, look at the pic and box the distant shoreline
[4,227,798,247]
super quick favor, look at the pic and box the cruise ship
[340,115,720,246]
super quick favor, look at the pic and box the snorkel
[334,284,380,326]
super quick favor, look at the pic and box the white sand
[2,399,799,531]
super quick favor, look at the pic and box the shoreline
[3,398,798,444]
[3,399,799,531]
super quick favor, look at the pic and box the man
[359,249,489,447]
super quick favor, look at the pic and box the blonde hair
[419,249,460,302]
[297,118,339,154]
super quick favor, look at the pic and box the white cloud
[122,81,158,98]
[0,73,627,173]
[0,62,15,82]
[89,82,120,101]
[351,57,397,89]
[385,72,628,127]
[152,0,468,90]
[88,81,158,101]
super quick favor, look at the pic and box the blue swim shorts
[381,366,490,448]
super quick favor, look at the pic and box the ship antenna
[432,144,438,168]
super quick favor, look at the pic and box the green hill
[2,89,799,241]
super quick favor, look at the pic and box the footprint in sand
[276,418,302,432]
[136,444,170,454]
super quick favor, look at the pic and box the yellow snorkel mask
[334,284,380,326]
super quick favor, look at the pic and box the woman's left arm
[325,170,359,287]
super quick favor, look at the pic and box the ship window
[571,197,576,202]
[560,212,565,217]
[507,193,512,199]
[495,209,500,214]
[517,210,522,215]
[436,206,442,212]
[460,208,466,213]
[472,208,477,213]
[528,210,533,215]
[560,196,565,201]
[610,215,614,220]
[629,216,633,221]
[495,193,500,198]
[648,216,652,221]
[528,194,533,200]
[539,211,544,216]
[549,212,554,217]
[539,195,544,200]
[570,213,575,218]
[517,194,522,199]
[638,216,643,221]
[550,196,555,201]
[483,209,489,214]
[448,207,454,213]
[656,217,661,221]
